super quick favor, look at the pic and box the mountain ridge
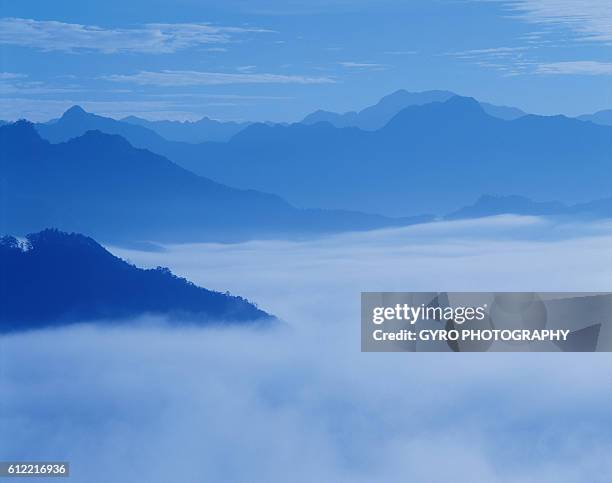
[28,95,612,217]
[180,95,612,216]
[301,89,527,129]
[578,109,612,126]
[121,115,252,143]
[2,121,429,242]
[0,229,271,332]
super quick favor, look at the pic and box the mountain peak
[69,129,134,151]
[26,228,108,256]
[61,105,89,119]
[121,115,142,122]
[443,95,485,113]
[0,119,45,148]
[383,89,454,101]
[375,89,456,109]
[2,118,36,132]
[384,94,487,131]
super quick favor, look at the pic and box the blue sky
[1,0,612,121]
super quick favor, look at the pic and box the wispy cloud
[102,70,336,86]
[236,65,257,72]
[447,44,612,78]
[0,17,272,54]
[445,46,533,76]
[494,0,612,44]
[0,72,27,80]
[339,61,387,70]
[383,50,417,55]
[535,60,612,75]
[449,46,530,57]
[0,72,86,96]
[0,84,85,95]
[457,2,612,77]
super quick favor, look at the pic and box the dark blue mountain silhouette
[0,229,271,332]
[178,96,612,216]
[122,115,251,143]
[1,121,426,242]
[578,109,612,126]
[301,89,526,129]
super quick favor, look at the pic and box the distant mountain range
[24,92,612,218]
[180,96,612,216]
[33,90,529,160]
[446,194,612,220]
[33,90,528,149]
[0,229,270,332]
[446,195,568,219]
[121,115,251,143]
[578,109,612,127]
[301,89,527,129]
[37,105,169,148]
[1,121,426,242]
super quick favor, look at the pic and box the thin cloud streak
[494,0,612,44]
[535,60,612,75]
[339,61,387,69]
[0,72,27,80]
[102,70,336,86]
[0,17,273,54]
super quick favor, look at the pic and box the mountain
[38,105,167,147]
[478,102,527,121]
[30,98,610,218]
[34,107,214,178]
[301,89,526,130]
[0,229,270,332]
[0,121,426,242]
[578,109,612,126]
[572,197,612,218]
[446,194,612,221]
[121,115,251,143]
[34,107,245,179]
[446,195,568,219]
[35,94,526,174]
[32,100,530,215]
[179,96,612,216]
[302,90,454,129]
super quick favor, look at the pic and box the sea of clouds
[1,216,612,482]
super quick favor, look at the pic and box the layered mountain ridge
[0,229,271,332]
[1,121,426,242]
